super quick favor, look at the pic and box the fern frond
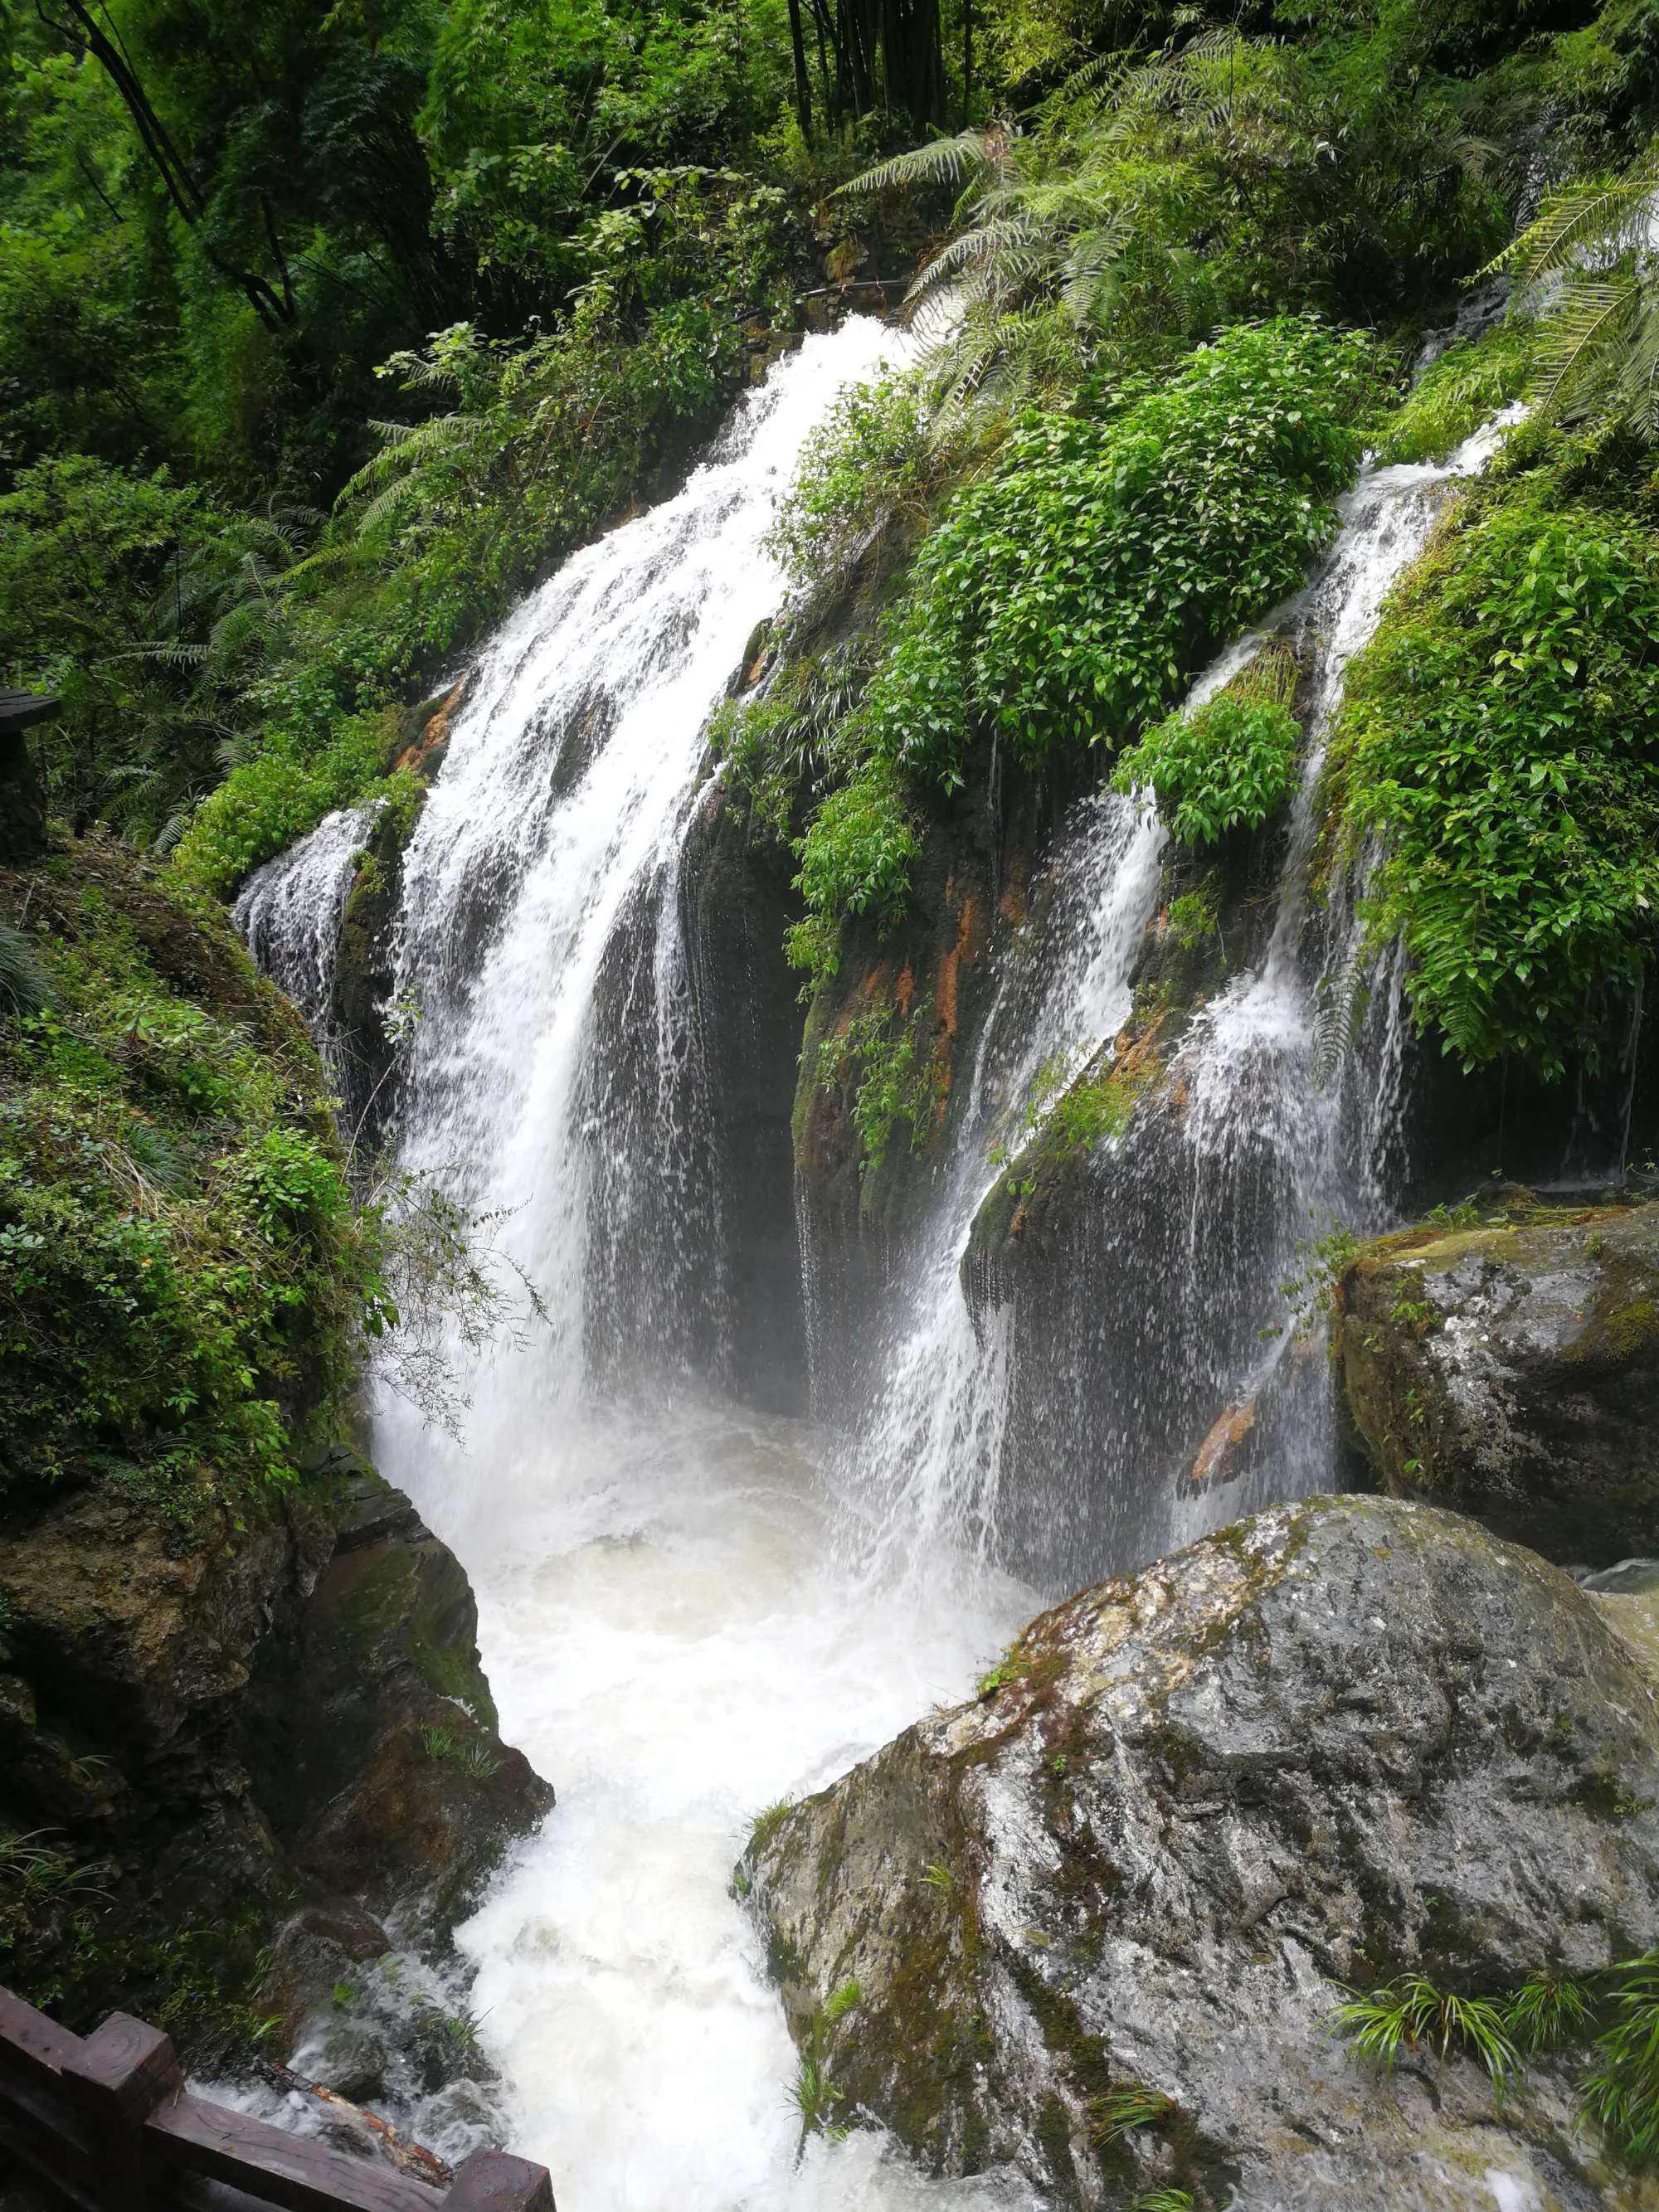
[840,129,998,197]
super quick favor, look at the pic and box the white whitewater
[346,321,1039,2210]
[843,792,1169,1569]
[234,800,374,1077]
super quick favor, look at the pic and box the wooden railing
[0,1986,554,2211]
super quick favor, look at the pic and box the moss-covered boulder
[0,1447,547,2067]
[0,833,547,2069]
[742,1495,1659,2209]
[1338,1198,1659,1567]
[245,1451,550,1937]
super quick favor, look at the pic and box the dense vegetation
[7,0,1659,1502]
[722,0,1659,1083]
[0,838,377,1515]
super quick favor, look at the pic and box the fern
[838,127,1003,197]
[0,926,53,1020]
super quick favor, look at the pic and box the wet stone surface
[743,1495,1659,2210]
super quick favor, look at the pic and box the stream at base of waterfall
[231,313,1520,2209]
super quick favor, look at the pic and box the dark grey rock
[1339,1200,1659,1567]
[744,1494,1659,2210]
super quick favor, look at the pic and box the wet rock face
[0,1451,547,2062]
[743,1495,1659,2210]
[245,1452,552,1939]
[1338,1200,1659,1568]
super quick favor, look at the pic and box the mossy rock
[742,1495,1659,2209]
[1337,1197,1659,1566]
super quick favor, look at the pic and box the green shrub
[1375,319,1536,465]
[1333,486,1659,1073]
[1115,693,1301,846]
[786,320,1376,969]
[769,372,959,593]
[789,765,919,979]
[0,848,386,1519]
[855,318,1374,782]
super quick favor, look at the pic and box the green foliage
[1086,2083,1175,2145]
[1332,1976,1520,2083]
[1116,692,1301,848]
[1580,1955,1659,2166]
[1490,145,1659,437]
[1165,884,1221,950]
[769,372,965,594]
[788,764,919,980]
[1375,319,1536,465]
[788,2050,844,2134]
[784,318,1374,970]
[859,319,1374,784]
[1335,1954,1659,2171]
[1334,483,1659,1074]
[849,23,1509,425]
[1279,1222,1363,1337]
[710,646,868,840]
[0,848,387,1517]
[816,1004,941,1174]
[747,1799,795,1852]
[421,0,794,287]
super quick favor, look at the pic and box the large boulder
[0,1451,547,2070]
[1338,1199,1659,1568]
[244,1452,551,1938]
[743,1495,1659,2210]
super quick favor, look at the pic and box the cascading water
[843,410,1521,1589]
[235,801,376,1086]
[275,321,1038,2210]
[237,310,1520,2206]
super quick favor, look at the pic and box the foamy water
[405,1404,1035,2211]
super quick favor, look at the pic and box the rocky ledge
[742,1494,1659,2210]
[0,1448,548,2079]
[1338,1197,1659,1568]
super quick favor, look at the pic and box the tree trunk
[786,0,815,140]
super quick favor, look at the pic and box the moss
[0,834,381,1525]
[1574,1294,1659,1364]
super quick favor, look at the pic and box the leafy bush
[0,844,387,1518]
[768,372,962,594]
[788,764,919,980]
[1333,486,1659,1073]
[856,318,1375,783]
[786,321,1370,975]
[1115,693,1301,846]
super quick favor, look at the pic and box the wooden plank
[443,2150,555,2211]
[0,2071,105,2212]
[146,2093,448,2212]
[60,2014,183,2210]
[0,688,61,732]
[0,1983,84,2087]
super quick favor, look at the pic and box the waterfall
[234,802,375,1079]
[842,411,1520,1588]
[232,322,1520,2208]
[308,320,1034,2211]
